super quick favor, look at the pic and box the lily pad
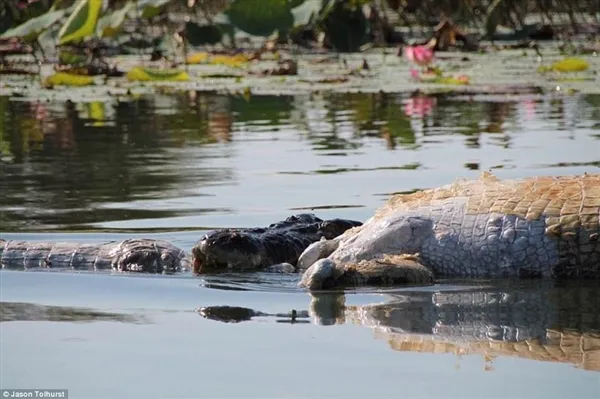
[57,0,103,45]
[136,0,170,19]
[414,70,470,85]
[0,9,67,42]
[184,22,223,46]
[319,1,367,52]
[186,52,250,67]
[126,67,190,81]
[225,0,294,37]
[538,57,590,73]
[209,54,250,67]
[186,52,209,64]
[96,2,134,38]
[45,72,95,87]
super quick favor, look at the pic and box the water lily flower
[403,45,434,66]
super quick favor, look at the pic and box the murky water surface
[1,86,600,398]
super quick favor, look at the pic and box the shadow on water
[199,279,600,372]
[1,91,599,232]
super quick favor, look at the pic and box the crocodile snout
[191,215,363,275]
[192,231,264,273]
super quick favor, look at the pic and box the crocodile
[0,238,189,274]
[299,172,600,289]
[191,214,362,273]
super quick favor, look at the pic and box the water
[1,91,598,232]
[1,87,600,398]
[1,272,599,398]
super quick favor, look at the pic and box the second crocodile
[191,214,362,273]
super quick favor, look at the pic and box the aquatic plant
[404,45,470,85]
[403,45,434,66]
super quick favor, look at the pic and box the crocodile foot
[299,253,434,289]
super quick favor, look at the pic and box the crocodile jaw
[191,233,264,273]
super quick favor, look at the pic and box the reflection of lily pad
[232,95,292,124]
[127,67,190,82]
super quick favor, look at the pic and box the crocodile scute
[0,238,189,274]
[300,172,600,289]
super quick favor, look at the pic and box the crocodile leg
[300,253,434,289]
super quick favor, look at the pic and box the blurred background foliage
[1,0,598,60]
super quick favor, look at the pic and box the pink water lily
[403,45,434,66]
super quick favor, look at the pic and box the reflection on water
[201,280,600,372]
[0,302,146,324]
[319,280,600,372]
[1,91,599,232]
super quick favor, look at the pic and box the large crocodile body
[299,173,600,289]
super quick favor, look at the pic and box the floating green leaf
[538,57,590,73]
[184,22,223,46]
[225,0,294,37]
[97,2,133,38]
[58,49,88,65]
[319,1,367,52]
[127,67,190,81]
[57,0,103,45]
[45,72,95,87]
[0,9,67,42]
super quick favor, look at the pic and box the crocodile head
[191,214,362,274]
